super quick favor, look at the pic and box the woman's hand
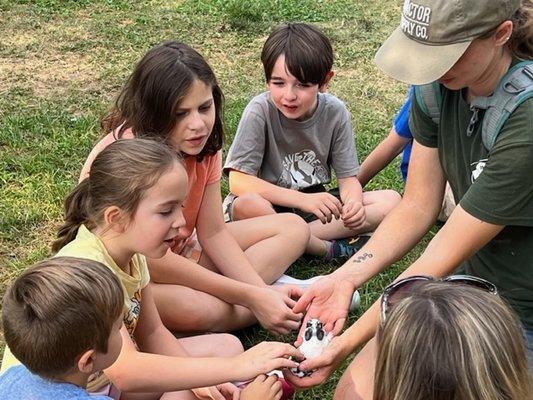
[283,335,350,389]
[293,275,354,345]
[298,192,343,224]
[235,342,303,381]
[250,287,303,335]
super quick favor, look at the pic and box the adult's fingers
[283,369,326,389]
[330,317,346,336]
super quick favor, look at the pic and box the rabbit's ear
[317,329,324,341]
[305,329,312,341]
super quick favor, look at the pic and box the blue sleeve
[393,87,413,139]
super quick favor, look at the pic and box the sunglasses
[380,275,498,324]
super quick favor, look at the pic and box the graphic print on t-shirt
[470,158,488,183]
[124,290,142,336]
[278,150,329,190]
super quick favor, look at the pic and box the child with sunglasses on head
[0,139,303,399]
[369,277,532,400]
[223,23,401,260]
[0,257,123,400]
[79,41,309,336]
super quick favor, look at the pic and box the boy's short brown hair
[2,257,123,379]
[261,23,334,86]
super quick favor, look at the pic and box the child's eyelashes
[269,80,313,88]
[199,104,213,113]
[158,203,185,216]
[174,103,212,118]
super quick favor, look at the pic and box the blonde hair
[373,282,532,400]
[2,257,123,379]
[52,138,183,252]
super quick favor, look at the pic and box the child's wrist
[242,286,265,309]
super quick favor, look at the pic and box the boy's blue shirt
[0,365,111,400]
[394,87,413,182]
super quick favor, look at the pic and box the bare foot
[240,375,283,400]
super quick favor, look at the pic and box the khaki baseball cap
[374,0,521,85]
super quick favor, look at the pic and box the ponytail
[509,0,533,60]
[52,139,181,254]
[52,179,92,252]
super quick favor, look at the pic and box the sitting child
[357,87,455,221]
[223,22,400,259]
[356,88,414,188]
[371,278,532,400]
[0,257,124,399]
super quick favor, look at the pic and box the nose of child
[172,211,186,229]
[187,111,204,131]
[284,86,297,101]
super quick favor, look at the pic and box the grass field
[0,0,435,397]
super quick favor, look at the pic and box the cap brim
[374,26,471,85]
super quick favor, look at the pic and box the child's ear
[319,71,335,93]
[77,349,96,374]
[103,206,128,233]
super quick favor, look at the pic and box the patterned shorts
[172,230,203,263]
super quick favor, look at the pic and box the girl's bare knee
[277,213,310,246]
[200,333,244,357]
[215,333,244,356]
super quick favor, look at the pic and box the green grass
[0,0,436,397]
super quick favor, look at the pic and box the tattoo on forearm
[352,252,373,263]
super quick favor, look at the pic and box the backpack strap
[473,61,533,151]
[414,82,442,124]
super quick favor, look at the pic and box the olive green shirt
[410,85,533,328]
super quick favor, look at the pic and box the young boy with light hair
[0,257,124,399]
[223,23,400,259]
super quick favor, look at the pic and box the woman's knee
[232,193,275,220]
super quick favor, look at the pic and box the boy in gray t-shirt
[224,23,400,259]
